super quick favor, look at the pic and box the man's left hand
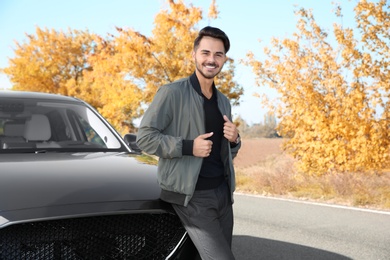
[223,115,239,143]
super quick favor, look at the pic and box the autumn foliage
[2,0,388,176]
[2,0,242,134]
[246,0,390,175]
[2,28,95,96]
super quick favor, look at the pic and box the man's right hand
[193,132,213,158]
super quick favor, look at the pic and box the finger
[224,132,232,140]
[199,132,214,139]
[224,123,233,131]
[223,115,231,123]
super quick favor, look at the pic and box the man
[136,26,240,260]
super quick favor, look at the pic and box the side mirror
[123,133,142,153]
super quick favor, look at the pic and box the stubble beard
[195,60,223,80]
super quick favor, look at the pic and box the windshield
[0,98,125,153]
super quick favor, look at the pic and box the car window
[0,98,124,152]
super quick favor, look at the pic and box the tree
[237,112,279,138]
[1,0,243,134]
[246,0,389,175]
[2,27,95,96]
[81,0,242,133]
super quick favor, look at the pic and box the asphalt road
[232,193,390,260]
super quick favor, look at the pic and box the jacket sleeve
[136,86,183,159]
[230,140,241,159]
[228,113,241,159]
[218,91,241,159]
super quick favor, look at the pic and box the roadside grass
[235,153,390,211]
[138,138,390,210]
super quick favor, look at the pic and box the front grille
[0,213,186,260]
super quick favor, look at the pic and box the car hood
[0,152,167,225]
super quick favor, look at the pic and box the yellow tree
[2,27,95,95]
[72,33,145,133]
[2,0,242,134]
[79,0,242,133]
[246,0,389,175]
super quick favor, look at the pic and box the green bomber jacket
[136,73,241,207]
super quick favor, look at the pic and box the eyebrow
[200,49,225,55]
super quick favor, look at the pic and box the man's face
[193,36,227,80]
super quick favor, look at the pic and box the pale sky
[0,0,359,125]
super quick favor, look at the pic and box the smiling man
[137,26,241,260]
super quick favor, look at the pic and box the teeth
[206,65,216,68]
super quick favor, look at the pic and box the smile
[205,64,217,69]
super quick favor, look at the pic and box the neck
[195,70,214,99]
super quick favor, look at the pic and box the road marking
[235,192,390,216]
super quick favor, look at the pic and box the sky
[0,0,359,125]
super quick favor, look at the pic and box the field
[234,138,390,211]
[234,138,286,169]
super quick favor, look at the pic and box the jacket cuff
[182,139,194,156]
[230,142,239,148]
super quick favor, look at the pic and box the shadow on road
[233,235,352,260]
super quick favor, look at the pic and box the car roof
[0,90,82,103]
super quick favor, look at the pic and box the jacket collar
[190,72,217,99]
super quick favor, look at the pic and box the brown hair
[193,26,230,54]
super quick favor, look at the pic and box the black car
[0,90,197,259]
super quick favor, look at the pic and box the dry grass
[234,138,390,211]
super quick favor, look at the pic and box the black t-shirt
[195,90,225,190]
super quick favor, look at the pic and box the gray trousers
[172,181,235,260]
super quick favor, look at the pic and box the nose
[207,54,216,63]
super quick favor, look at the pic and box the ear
[192,50,195,60]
